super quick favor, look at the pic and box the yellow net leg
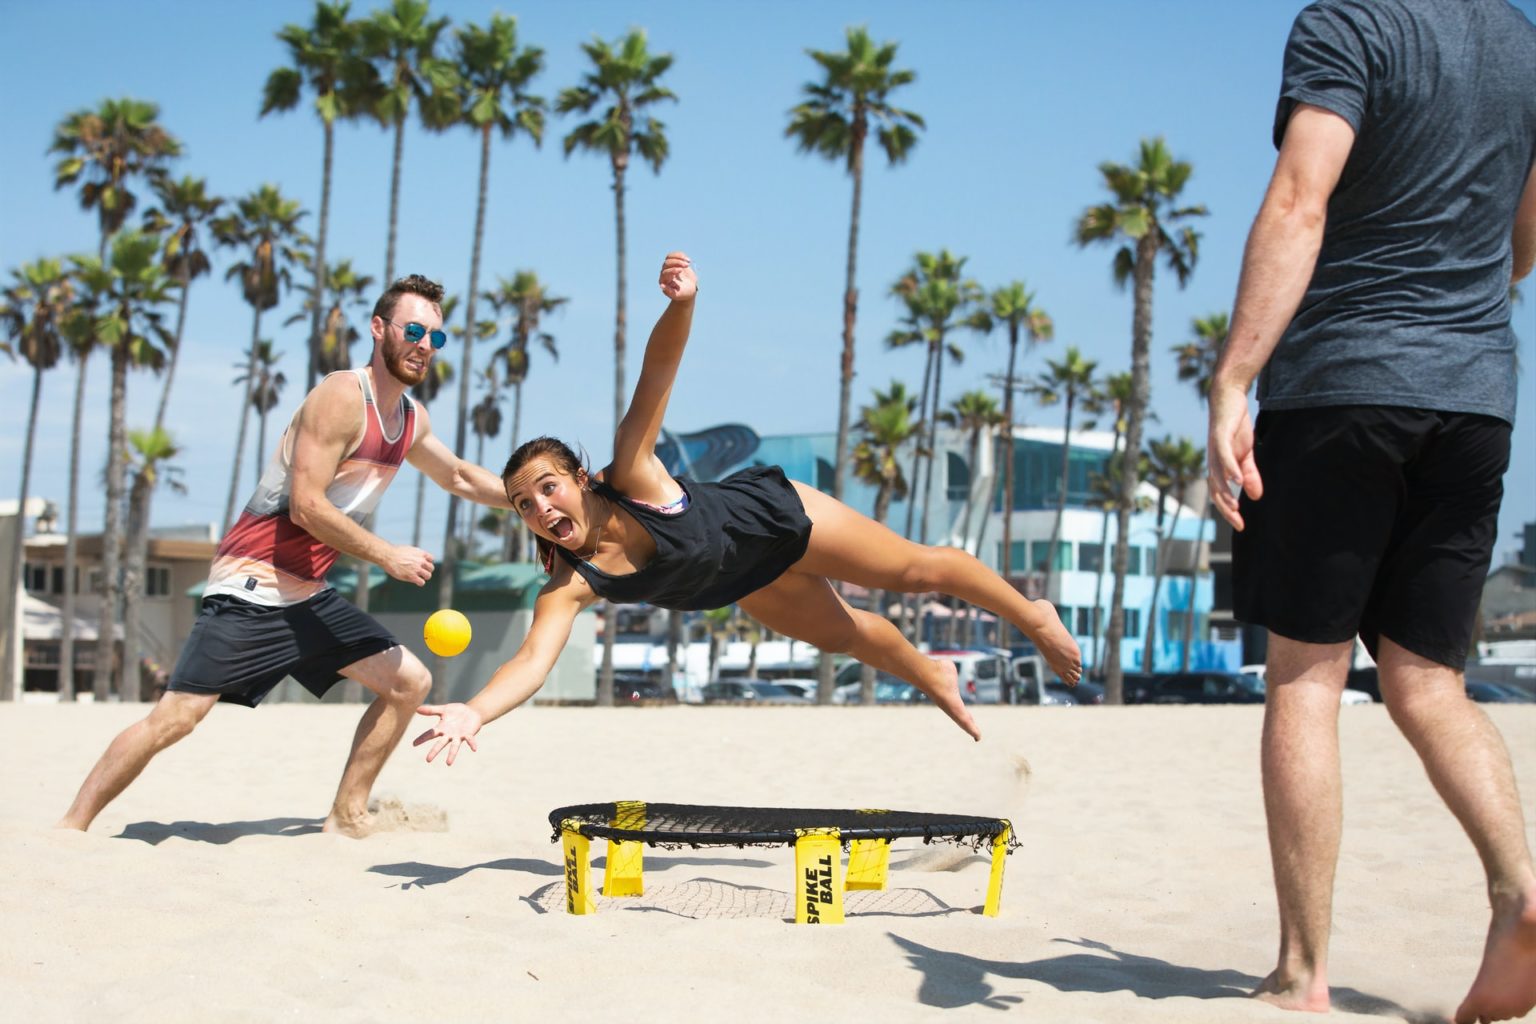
[794,829,845,924]
[846,839,889,891]
[604,801,646,897]
[561,829,595,916]
[983,825,1011,918]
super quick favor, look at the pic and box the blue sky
[3,0,1533,564]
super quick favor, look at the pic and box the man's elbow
[288,494,326,532]
[1264,181,1329,235]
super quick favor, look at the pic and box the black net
[548,802,1019,853]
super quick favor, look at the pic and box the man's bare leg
[56,692,219,831]
[1255,634,1352,1013]
[322,645,432,838]
[1374,638,1536,1024]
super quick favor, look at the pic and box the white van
[929,649,1013,704]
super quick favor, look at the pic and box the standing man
[1207,1,1536,1020]
[58,274,512,838]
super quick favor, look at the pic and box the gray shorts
[166,589,398,707]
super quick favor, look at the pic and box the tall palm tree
[361,0,456,285]
[1141,436,1204,674]
[121,426,184,700]
[1086,371,1134,677]
[984,282,1053,600]
[51,97,181,700]
[410,293,456,547]
[70,231,176,701]
[469,372,503,485]
[1024,346,1100,599]
[1075,136,1207,703]
[235,340,288,473]
[786,26,923,505]
[262,0,372,390]
[1172,311,1228,669]
[213,185,309,534]
[850,380,918,704]
[141,176,221,431]
[0,259,71,701]
[937,389,1004,646]
[558,28,676,708]
[485,270,565,561]
[286,258,375,377]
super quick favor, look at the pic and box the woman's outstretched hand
[412,702,483,765]
[659,251,697,302]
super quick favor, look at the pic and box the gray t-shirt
[1258,0,1536,425]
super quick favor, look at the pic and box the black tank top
[555,465,812,611]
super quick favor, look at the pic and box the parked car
[1239,664,1373,705]
[1466,680,1536,703]
[831,666,929,704]
[612,673,678,704]
[1045,679,1104,706]
[701,680,811,704]
[1131,670,1266,705]
[928,648,1012,704]
[770,678,818,700]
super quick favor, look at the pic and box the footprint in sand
[366,796,449,833]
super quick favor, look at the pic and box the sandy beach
[3,700,1532,1023]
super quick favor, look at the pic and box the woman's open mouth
[548,516,576,543]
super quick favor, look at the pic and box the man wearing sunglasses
[58,273,515,839]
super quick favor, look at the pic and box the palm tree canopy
[1074,136,1208,289]
[142,175,222,285]
[2,258,73,374]
[556,30,676,173]
[987,281,1054,345]
[126,425,186,494]
[941,389,1004,432]
[51,98,182,240]
[1027,346,1100,409]
[286,257,374,374]
[852,380,921,501]
[886,249,988,360]
[785,26,924,171]
[212,185,310,312]
[261,1,374,125]
[455,14,546,142]
[1145,435,1206,503]
[70,230,176,371]
[360,0,457,130]
[234,339,288,416]
[484,269,568,384]
[1172,311,1229,401]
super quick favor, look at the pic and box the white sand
[3,701,1533,1022]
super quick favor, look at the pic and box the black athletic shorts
[166,589,398,707]
[1233,406,1510,671]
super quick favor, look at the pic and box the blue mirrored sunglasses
[388,319,448,349]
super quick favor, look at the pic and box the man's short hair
[373,274,445,322]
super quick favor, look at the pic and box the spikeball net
[548,801,1019,924]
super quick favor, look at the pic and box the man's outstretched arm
[405,403,515,509]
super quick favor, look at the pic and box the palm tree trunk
[1043,392,1075,598]
[833,142,864,505]
[508,381,526,561]
[1181,506,1209,670]
[224,311,263,535]
[95,343,129,701]
[596,161,629,710]
[309,119,334,391]
[1144,506,1181,674]
[860,483,893,705]
[1090,423,1123,679]
[900,347,936,643]
[1105,234,1159,702]
[60,353,89,701]
[154,275,191,433]
[3,367,45,701]
[413,471,426,548]
[122,471,152,700]
[921,337,947,547]
[1000,323,1020,643]
[385,115,404,285]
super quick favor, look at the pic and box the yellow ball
[424,609,472,657]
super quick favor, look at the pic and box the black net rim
[548,802,1019,852]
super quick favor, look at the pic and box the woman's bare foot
[1029,599,1083,685]
[924,657,980,741]
[1252,968,1330,1014]
[1455,887,1536,1024]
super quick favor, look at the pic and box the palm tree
[937,389,1004,646]
[51,97,181,700]
[70,231,176,701]
[141,176,221,431]
[1141,436,1205,674]
[1024,346,1100,599]
[469,372,503,486]
[485,270,565,561]
[1075,137,1207,703]
[984,282,1053,601]
[1172,311,1228,668]
[262,0,372,390]
[213,185,309,534]
[786,26,923,506]
[361,0,456,284]
[850,381,919,704]
[558,28,676,708]
[410,294,456,547]
[1,259,71,701]
[121,426,184,700]
[1086,371,1133,677]
[286,258,375,377]
[234,340,288,473]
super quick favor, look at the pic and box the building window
[1142,545,1157,577]
[1167,609,1186,641]
[51,566,65,595]
[24,563,47,592]
[946,452,971,502]
[1001,541,1029,573]
[1079,543,1103,573]
[1029,540,1071,572]
[1075,607,1095,635]
[146,566,171,598]
[1124,608,1141,636]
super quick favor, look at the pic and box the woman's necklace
[576,494,609,561]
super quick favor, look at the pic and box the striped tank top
[204,369,417,607]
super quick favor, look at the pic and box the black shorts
[166,589,398,707]
[1233,406,1510,670]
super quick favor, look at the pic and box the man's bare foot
[926,657,980,741]
[1455,887,1536,1024]
[1252,968,1330,1014]
[1030,599,1083,685]
[322,809,377,838]
[53,819,88,832]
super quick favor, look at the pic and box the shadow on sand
[888,935,1435,1021]
[117,818,322,845]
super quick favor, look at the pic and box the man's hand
[1207,382,1263,531]
[383,545,435,586]
[413,703,483,765]
[659,251,697,302]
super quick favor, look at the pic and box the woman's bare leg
[790,481,1082,683]
[739,570,979,740]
